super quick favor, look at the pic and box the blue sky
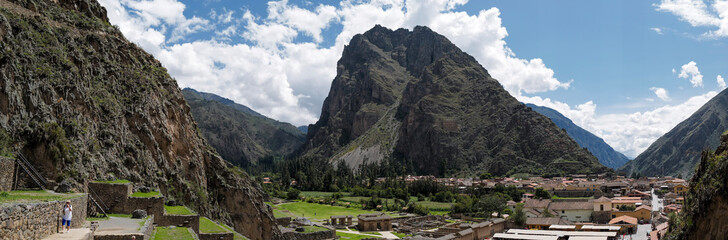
[98,0,728,158]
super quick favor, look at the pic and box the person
[62,200,72,233]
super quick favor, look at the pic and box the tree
[475,194,506,218]
[534,187,551,200]
[286,188,301,200]
[480,172,493,180]
[508,203,527,226]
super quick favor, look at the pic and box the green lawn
[130,191,161,198]
[0,190,81,203]
[164,205,195,215]
[416,201,454,211]
[302,225,329,233]
[336,231,375,240]
[276,201,380,220]
[392,232,407,238]
[93,179,131,184]
[430,210,450,216]
[152,227,196,240]
[199,217,229,234]
[218,221,249,240]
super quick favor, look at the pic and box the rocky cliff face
[0,0,280,239]
[182,88,305,169]
[665,132,728,239]
[620,89,728,178]
[303,25,608,176]
[526,104,630,169]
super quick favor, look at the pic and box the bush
[286,188,301,200]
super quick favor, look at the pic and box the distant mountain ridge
[526,104,630,169]
[301,25,609,177]
[182,88,305,168]
[620,88,728,178]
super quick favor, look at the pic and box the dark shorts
[62,219,71,226]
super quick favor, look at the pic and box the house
[357,213,392,231]
[627,189,650,200]
[672,184,688,195]
[524,208,559,218]
[523,199,551,210]
[612,205,651,221]
[611,197,641,209]
[525,217,573,230]
[675,196,684,205]
[664,193,679,204]
[593,196,612,212]
[650,222,669,240]
[549,201,593,222]
[663,204,682,213]
[506,200,517,212]
[609,215,638,234]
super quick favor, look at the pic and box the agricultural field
[275,201,381,220]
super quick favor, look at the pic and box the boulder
[131,209,147,219]
[55,181,72,193]
[138,186,151,193]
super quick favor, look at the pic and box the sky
[97,0,728,158]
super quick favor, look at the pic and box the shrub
[286,188,301,200]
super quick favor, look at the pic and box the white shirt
[63,205,72,220]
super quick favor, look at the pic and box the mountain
[301,25,609,176]
[525,104,630,169]
[619,89,728,178]
[664,132,728,239]
[297,126,308,134]
[182,88,305,169]
[0,1,280,239]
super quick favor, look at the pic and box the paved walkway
[42,228,93,240]
[94,216,145,235]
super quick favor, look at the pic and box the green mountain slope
[0,1,280,239]
[665,132,728,239]
[302,25,609,176]
[526,104,630,169]
[182,88,305,169]
[619,89,728,177]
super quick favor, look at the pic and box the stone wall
[199,232,234,240]
[0,157,13,192]
[159,214,200,233]
[282,228,336,240]
[88,182,132,213]
[123,197,164,219]
[276,217,291,226]
[0,194,87,240]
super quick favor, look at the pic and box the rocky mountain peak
[302,25,608,176]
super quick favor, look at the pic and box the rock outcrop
[665,132,728,239]
[302,25,608,176]
[620,88,728,178]
[0,0,280,239]
[182,88,305,170]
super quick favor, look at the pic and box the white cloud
[678,61,703,87]
[655,0,728,38]
[522,91,719,158]
[718,75,727,88]
[651,27,664,34]
[99,0,720,159]
[650,87,672,101]
[99,0,573,126]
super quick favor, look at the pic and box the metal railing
[13,152,48,190]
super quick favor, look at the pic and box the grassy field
[130,191,161,198]
[276,201,380,220]
[199,217,228,233]
[415,201,454,211]
[0,190,81,203]
[152,227,196,240]
[302,225,330,233]
[218,220,249,240]
[336,231,374,240]
[164,205,195,215]
[93,179,131,184]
